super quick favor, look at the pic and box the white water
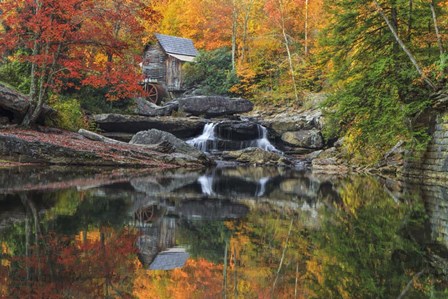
[198,174,270,197]
[255,177,270,197]
[198,175,214,195]
[188,122,281,154]
[255,125,282,153]
[187,123,218,152]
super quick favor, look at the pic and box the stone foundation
[403,112,448,248]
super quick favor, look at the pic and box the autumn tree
[321,0,448,163]
[78,0,148,101]
[0,0,148,126]
[0,0,89,125]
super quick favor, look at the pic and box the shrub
[47,96,88,131]
[183,47,238,95]
[0,53,31,94]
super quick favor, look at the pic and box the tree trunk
[271,218,294,298]
[373,0,436,90]
[407,0,413,42]
[233,246,238,298]
[22,1,42,126]
[231,0,238,72]
[222,240,228,299]
[279,0,300,101]
[241,0,255,63]
[304,0,309,55]
[430,0,444,57]
[294,261,299,299]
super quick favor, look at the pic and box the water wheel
[135,205,156,223]
[143,83,165,104]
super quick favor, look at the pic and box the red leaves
[0,0,148,102]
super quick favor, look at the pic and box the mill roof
[155,33,199,57]
[149,247,189,270]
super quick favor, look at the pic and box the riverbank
[0,127,208,169]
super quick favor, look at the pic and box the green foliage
[320,0,435,164]
[0,54,30,94]
[177,220,231,263]
[308,177,431,299]
[61,85,133,114]
[183,48,239,95]
[47,97,87,131]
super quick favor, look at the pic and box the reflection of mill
[132,198,249,270]
[134,203,188,270]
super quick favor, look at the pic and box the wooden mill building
[142,33,199,103]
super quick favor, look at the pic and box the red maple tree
[0,0,147,125]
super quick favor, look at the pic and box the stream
[0,165,447,298]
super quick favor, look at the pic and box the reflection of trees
[215,177,446,299]
[1,175,447,298]
[305,177,439,299]
[0,190,138,298]
[177,220,231,263]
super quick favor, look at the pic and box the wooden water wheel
[143,83,166,104]
[135,205,156,223]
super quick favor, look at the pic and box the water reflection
[0,166,447,298]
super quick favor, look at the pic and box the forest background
[1,0,448,163]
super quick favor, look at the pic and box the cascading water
[188,122,281,154]
[255,126,281,153]
[187,123,218,152]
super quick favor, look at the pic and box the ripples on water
[0,166,447,298]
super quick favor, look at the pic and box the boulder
[93,114,206,138]
[312,157,349,174]
[0,83,55,124]
[215,121,262,140]
[281,129,324,149]
[133,98,178,117]
[263,109,322,136]
[223,147,291,166]
[130,129,210,163]
[178,95,253,117]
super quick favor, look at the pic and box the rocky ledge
[0,128,209,168]
[93,114,206,139]
[222,147,291,166]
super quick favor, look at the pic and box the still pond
[0,166,447,298]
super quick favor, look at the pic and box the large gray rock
[312,157,349,174]
[223,147,290,166]
[93,114,206,138]
[130,129,210,163]
[215,121,262,141]
[281,129,324,149]
[263,109,322,136]
[0,83,55,124]
[133,98,178,117]
[178,96,253,117]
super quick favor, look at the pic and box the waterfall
[187,123,218,152]
[255,125,281,153]
[188,122,281,154]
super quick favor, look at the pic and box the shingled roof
[155,33,199,57]
[149,247,189,270]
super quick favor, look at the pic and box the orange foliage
[133,258,223,299]
[3,228,138,299]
